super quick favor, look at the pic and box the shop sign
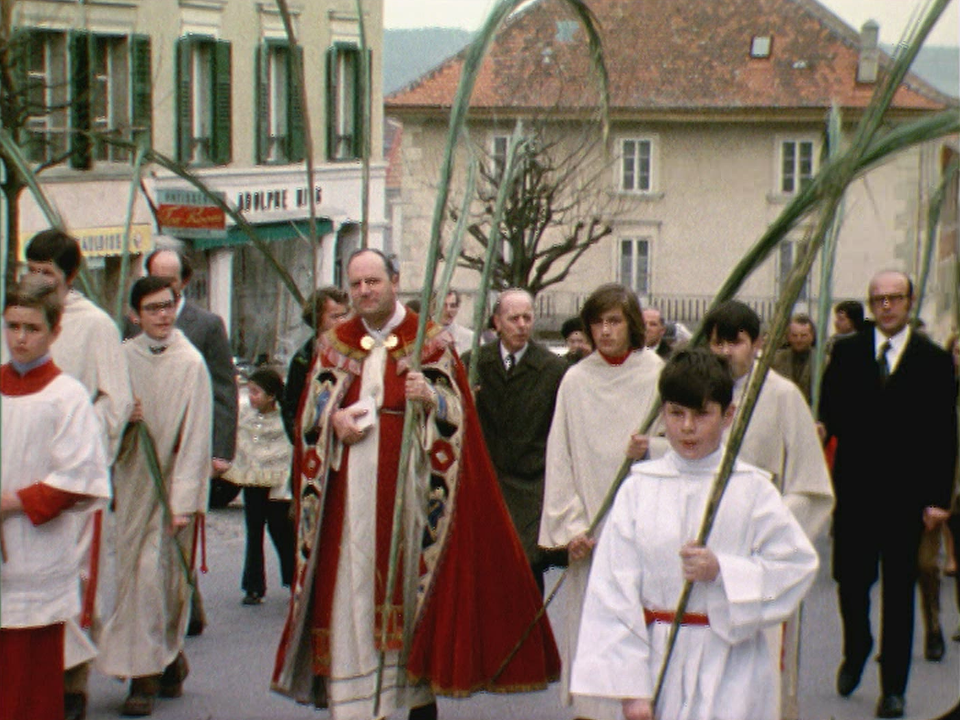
[19,224,153,259]
[156,189,227,239]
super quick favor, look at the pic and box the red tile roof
[386,0,954,114]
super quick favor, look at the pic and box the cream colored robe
[53,289,134,462]
[730,370,834,540]
[97,330,212,678]
[51,289,133,669]
[540,349,663,720]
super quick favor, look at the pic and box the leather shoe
[159,652,189,698]
[876,694,905,718]
[64,691,86,720]
[926,629,946,661]
[837,660,865,697]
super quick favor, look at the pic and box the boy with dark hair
[97,276,213,716]
[0,276,110,720]
[25,227,133,720]
[540,283,662,720]
[700,300,833,719]
[571,349,818,720]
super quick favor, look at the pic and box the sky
[384,0,960,47]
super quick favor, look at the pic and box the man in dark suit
[820,270,958,719]
[642,307,673,360]
[462,288,567,593]
[147,249,240,636]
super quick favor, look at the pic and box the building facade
[386,0,958,340]
[9,0,386,360]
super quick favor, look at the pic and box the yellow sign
[19,224,154,259]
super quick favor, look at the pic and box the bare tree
[454,121,625,297]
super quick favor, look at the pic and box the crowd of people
[1,232,958,720]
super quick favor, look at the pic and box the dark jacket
[464,341,567,479]
[282,336,314,442]
[821,329,957,518]
[177,301,239,461]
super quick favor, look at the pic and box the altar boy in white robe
[0,277,110,720]
[571,349,817,720]
[97,276,212,716]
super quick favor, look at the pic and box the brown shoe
[159,652,189,698]
[64,691,87,720]
[121,676,160,717]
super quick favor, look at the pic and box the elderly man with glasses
[820,270,958,719]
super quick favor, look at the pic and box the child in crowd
[571,349,818,720]
[224,367,294,605]
[0,276,110,720]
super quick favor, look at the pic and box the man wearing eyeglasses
[820,270,958,719]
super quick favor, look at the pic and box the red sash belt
[644,608,710,627]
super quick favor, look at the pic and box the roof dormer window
[750,35,772,58]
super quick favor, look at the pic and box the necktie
[504,353,516,372]
[877,341,891,384]
[149,344,168,355]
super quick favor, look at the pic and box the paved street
[86,506,959,720]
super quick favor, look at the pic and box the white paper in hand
[350,394,377,432]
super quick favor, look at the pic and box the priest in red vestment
[272,250,559,719]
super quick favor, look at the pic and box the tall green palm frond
[354,0,372,249]
[275,0,320,288]
[811,105,846,416]
[914,157,959,321]
[433,155,479,318]
[115,144,148,328]
[467,123,527,386]
[652,1,955,709]
[0,127,102,306]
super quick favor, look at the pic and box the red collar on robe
[320,311,450,374]
[599,349,632,366]
[1,360,61,396]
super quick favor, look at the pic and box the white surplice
[1,372,110,629]
[539,349,663,719]
[97,330,212,678]
[571,449,818,720]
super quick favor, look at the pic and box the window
[780,139,814,194]
[327,43,366,161]
[620,237,650,295]
[90,36,129,162]
[491,134,509,180]
[177,36,231,165]
[16,30,150,168]
[777,240,809,301]
[21,31,68,164]
[620,138,653,193]
[256,42,304,164]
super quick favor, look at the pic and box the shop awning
[190,218,334,251]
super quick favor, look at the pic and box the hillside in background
[383,29,957,100]
[384,28,473,95]
[885,44,959,98]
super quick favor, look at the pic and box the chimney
[857,20,880,84]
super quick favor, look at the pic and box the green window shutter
[9,29,30,143]
[351,48,369,159]
[175,37,194,163]
[69,31,92,169]
[326,46,337,161]
[287,44,305,163]
[255,44,269,163]
[212,39,232,165]
[130,35,152,150]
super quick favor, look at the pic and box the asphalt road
[85,506,960,720]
